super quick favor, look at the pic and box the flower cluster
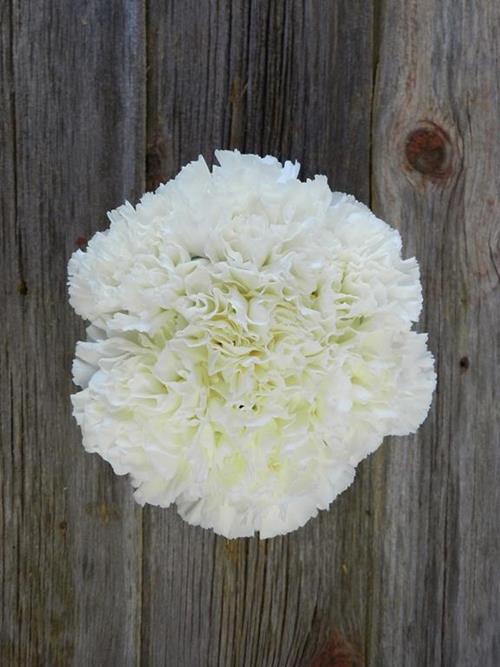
[68,151,435,538]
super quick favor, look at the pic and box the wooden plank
[0,2,145,664]
[370,0,500,664]
[4,1,497,663]
[143,1,374,665]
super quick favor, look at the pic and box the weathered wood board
[1,2,145,664]
[1,1,498,665]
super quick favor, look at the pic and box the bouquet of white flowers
[68,151,435,538]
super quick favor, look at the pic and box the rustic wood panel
[0,2,145,665]
[370,0,500,665]
[1,0,499,665]
[143,1,374,665]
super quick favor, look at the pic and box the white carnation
[68,150,436,538]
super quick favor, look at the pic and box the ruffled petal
[68,150,436,538]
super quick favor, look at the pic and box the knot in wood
[405,123,451,177]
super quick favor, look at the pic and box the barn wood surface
[1,1,498,665]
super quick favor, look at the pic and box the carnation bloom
[68,150,435,538]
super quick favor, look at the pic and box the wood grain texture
[1,0,499,665]
[370,0,500,664]
[0,2,145,665]
[143,2,374,665]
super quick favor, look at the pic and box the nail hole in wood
[459,356,470,371]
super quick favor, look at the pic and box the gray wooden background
[1,1,499,665]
